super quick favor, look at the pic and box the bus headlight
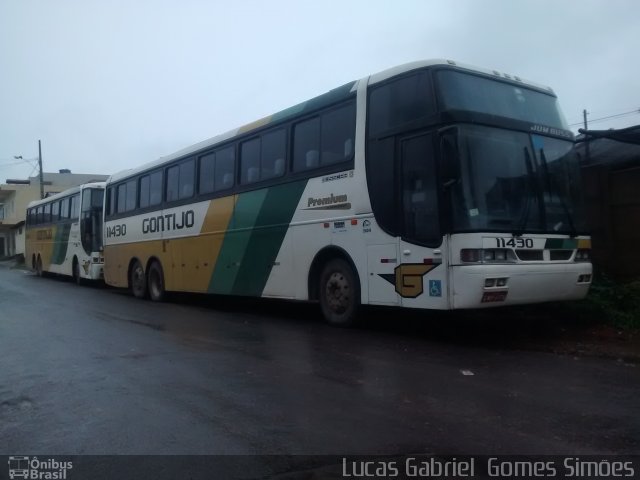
[461,249,515,264]
[575,249,591,262]
[494,250,507,261]
[461,249,481,263]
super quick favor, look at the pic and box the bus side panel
[104,207,165,288]
[207,189,267,295]
[208,180,307,297]
[279,172,372,303]
[104,240,165,289]
[27,224,72,273]
[50,223,73,273]
[25,227,36,269]
[166,195,236,293]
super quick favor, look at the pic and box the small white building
[0,170,109,258]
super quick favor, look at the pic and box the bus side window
[149,171,163,205]
[116,184,127,213]
[241,138,261,184]
[293,117,320,172]
[166,165,179,202]
[125,179,137,211]
[179,160,194,199]
[369,71,434,137]
[60,197,70,220]
[139,175,150,208]
[199,152,216,194]
[106,188,114,216]
[51,201,60,222]
[261,129,286,180]
[70,194,80,220]
[321,103,355,166]
[215,146,235,191]
[43,203,51,224]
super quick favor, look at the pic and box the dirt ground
[362,301,640,364]
[3,257,638,363]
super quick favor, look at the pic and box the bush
[581,275,640,329]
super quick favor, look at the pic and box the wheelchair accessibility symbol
[429,280,442,297]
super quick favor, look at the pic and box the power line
[0,157,38,166]
[569,108,640,127]
[0,161,32,168]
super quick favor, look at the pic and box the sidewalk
[0,255,27,270]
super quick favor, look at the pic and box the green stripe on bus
[231,180,307,296]
[544,238,577,249]
[208,189,269,294]
[51,223,72,265]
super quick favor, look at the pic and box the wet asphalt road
[0,266,638,456]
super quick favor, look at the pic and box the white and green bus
[26,182,106,283]
[103,59,591,325]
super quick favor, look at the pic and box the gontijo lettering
[142,210,195,234]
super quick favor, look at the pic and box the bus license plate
[481,291,508,303]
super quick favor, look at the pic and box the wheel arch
[308,246,360,302]
[146,256,166,301]
[127,257,144,288]
[145,255,163,272]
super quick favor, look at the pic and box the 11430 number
[495,237,534,249]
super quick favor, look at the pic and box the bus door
[81,188,103,256]
[398,132,449,309]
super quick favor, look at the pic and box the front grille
[550,250,573,261]
[515,249,543,261]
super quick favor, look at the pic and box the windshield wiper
[513,146,535,237]
[539,149,577,238]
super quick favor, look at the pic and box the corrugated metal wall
[582,163,640,278]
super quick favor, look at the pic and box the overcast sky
[1,0,639,182]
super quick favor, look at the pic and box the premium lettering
[307,193,348,208]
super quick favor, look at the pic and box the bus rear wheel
[130,260,147,298]
[147,261,165,302]
[319,258,360,327]
[36,255,43,277]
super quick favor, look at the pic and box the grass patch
[576,275,640,329]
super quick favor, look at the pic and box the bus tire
[319,258,360,327]
[147,261,165,302]
[73,258,84,286]
[36,255,43,277]
[130,260,147,299]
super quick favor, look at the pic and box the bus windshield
[448,125,587,235]
[81,188,104,254]
[437,70,569,130]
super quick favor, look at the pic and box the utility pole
[583,109,590,161]
[38,140,44,199]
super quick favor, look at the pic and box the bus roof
[367,58,554,93]
[108,59,554,185]
[27,182,106,209]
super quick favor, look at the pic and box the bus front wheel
[319,258,360,327]
[130,260,147,298]
[73,258,83,286]
[148,261,165,302]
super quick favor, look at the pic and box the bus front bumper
[451,262,592,309]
